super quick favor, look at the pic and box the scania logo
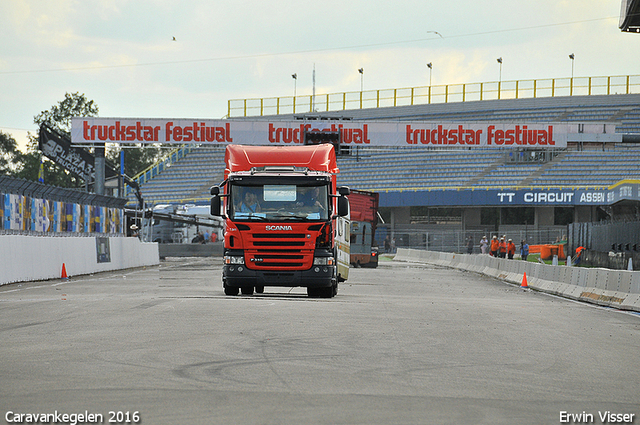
[265,225,293,231]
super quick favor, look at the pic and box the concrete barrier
[158,242,223,259]
[0,235,159,286]
[394,248,640,313]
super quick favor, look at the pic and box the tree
[33,91,161,180]
[107,144,162,179]
[0,131,19,174]
[13,92,99,187]
[34,92,98,134]
[10,91,162,188]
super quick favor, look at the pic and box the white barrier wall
[0,235,159,285]
[394,248,640,313]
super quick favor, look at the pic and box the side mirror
[337,195,349,217]
[338,186,350,196]
[210,195,222,217]
[210,186,220,196]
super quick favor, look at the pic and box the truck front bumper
[223,264,335,288]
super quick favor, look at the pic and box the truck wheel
[319,287,334,298]
[241,286,254,295]
[255,286,264,294]
[332,283,338,297]
[308,286,334,298]
[224,285,239,296]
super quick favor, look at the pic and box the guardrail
[394,248,640,313]
[228,74,640,117]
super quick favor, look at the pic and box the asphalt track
[1,257,639,425]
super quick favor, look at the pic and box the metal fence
[0,175,127,236]
[377,224,566,254]
[229,74,640,117]
[568,221,640,254]
[0,175,127,208]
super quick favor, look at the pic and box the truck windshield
[230,184,329,221]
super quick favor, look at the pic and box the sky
[1,0,639,152]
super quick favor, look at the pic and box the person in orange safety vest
[490,236,499,257]
[507,239,516,259]
[498,237,507,258]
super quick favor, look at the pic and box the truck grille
[244,232,314,270]
[253,241,306,247]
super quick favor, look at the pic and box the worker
[498,237,507,258]
[520,240,529,261]
[574,246,586,266]
[479,235,489,255]
[507,239,516,259]
[490,236,499,257]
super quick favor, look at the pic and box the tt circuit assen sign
[380,182,640,207]
[67,118,615,148]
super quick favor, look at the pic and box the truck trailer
[348,189,380,268]
[210,144,350,298]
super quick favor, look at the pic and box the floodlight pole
[292,73,297,98]
[569,54,575,96]
[497,57,503,99]
[569,53,575,79]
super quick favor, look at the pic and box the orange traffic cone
[520,272,528,288]
[61,263,68,279]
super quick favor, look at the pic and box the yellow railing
[228,74,640,117]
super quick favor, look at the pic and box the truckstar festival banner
[72,118,616,148]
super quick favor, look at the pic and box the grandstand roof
[620,0,640,32]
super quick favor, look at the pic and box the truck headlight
[224,256,244,265]
[313,257,334,266]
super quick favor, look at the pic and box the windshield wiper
[235,214,268,221]
[272,213,311,220]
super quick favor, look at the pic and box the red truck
[210,144,350,298]
[348,189,380,268]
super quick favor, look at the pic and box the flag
[38,158,44,183]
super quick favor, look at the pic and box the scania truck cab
[210,144,350,298]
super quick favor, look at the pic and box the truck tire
[255,286,264,294]
[308,286,333,298]
[224,284,239,296]
[241,286,254,295]
[319,286,334,298]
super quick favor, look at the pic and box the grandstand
[133,146,226,205]
[119,87,640,252]
[130,92,640,207]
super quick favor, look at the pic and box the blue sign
[378,180,640,207]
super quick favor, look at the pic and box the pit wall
[0,235,159,286]
[394,248,640,313]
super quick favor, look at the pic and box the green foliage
[0,131,19,174]
[106,144,162,178]
[13,148,83,188]
[33,92,98,134]
[9,92,99,187]
[3,91,163,186]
